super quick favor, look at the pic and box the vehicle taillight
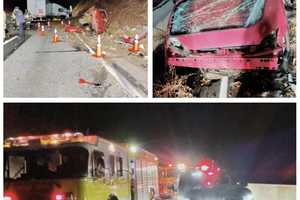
[4,196,12,200]
[56,194,64,200]
[4,192,17,200]
[52,193,65,200]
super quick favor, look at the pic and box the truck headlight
[167,37,190,57]
[177,195,190,200]
[168,37,183,49]
[243,193,254,200]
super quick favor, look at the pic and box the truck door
[87,151,109,200]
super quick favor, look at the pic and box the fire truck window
[109,155,115,176]
[117,157,123,177]
[6,155,27,179]
[4,147,89,180]
[93,151,105,178]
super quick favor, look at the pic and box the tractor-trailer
[27,0,69,19]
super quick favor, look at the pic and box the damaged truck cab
[166,0,289,71]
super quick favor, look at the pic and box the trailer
[27,0,69,21]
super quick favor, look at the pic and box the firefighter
[13,7,25,37]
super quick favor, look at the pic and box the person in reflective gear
[13,7,25,37]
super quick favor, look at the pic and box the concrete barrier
[4,36,21,60]
[248,183,296,200]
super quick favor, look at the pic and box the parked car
[165,0,289,71]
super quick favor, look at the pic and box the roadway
[4,27,146,98]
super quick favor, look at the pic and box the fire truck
[4,132,159,200]
[159,164,177,199]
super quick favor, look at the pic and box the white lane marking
[4,36,19,45]
[74,33,95,54]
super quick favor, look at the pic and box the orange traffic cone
[129,34,140,53]
[52,28,60,43]
[37,22,41,31]
[39,25,46,36]
[93,35,105,58]
[47,21,51,29]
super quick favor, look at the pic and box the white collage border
[0,0,299,198]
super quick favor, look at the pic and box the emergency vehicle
[159,165,177,199]
[177,160,253,200]
[4,132,159,200]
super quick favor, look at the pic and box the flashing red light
[4,192,17,200]
[195,159,221,188]
[56,194,64,200]
[168,163,173,167]
[4,196,12,200]
[51,192,65,200]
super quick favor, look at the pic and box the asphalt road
[4,29,129,98]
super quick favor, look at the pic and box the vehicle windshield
[171,0,265,35]
[4,146,89,180]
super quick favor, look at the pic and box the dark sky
[4,103,296,184]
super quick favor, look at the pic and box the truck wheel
[226,188,253,200]
[107,194,119,200]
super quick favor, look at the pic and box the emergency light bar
[4,132,98,148]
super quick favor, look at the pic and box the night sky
[4,103,296,184]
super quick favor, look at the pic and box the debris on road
[79,78,101,87]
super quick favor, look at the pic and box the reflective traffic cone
[37,22,41,31]
[39,25,46,36]
[52,28,60,43]
[129,34,140,52]
[47,21,51,29]
[93,35,105,58]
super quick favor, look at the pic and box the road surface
[4,29,134,98]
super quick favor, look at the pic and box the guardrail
[4,35,24,60]
[248,183,296,200]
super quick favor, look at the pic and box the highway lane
[4,28,129,98]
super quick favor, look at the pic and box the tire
[107,194,119,200]
[226,187,254,200]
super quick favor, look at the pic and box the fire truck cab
[4,133,159,200]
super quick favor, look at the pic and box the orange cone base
[92,53,105,58]
[52,37,60,43]
[92,48,105,58]
[128,47,140,53]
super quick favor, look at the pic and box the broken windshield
[171,0,265,35]
[4,146,89,180]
